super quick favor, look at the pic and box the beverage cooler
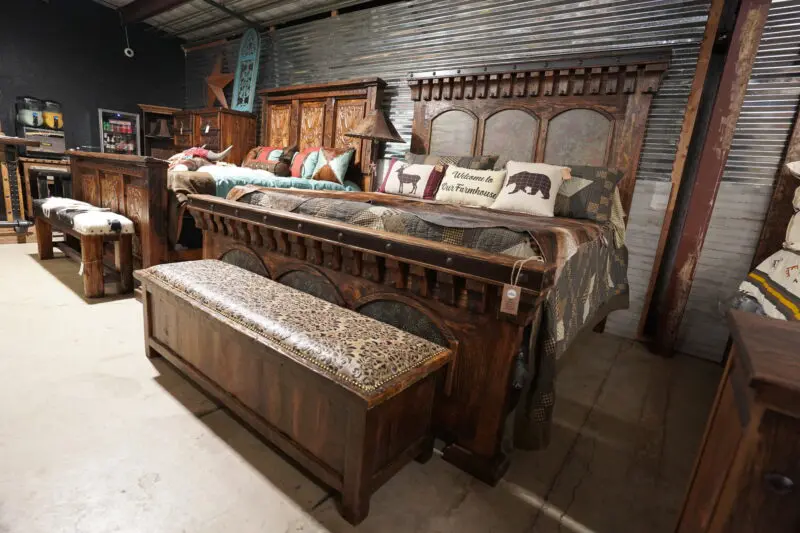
[98,108,141,155]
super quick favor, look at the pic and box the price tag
[500,283,521,316]
[204,124,210,134]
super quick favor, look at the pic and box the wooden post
[655,0,772,355]
[637,0,726,337]
[118,234,134,294]
[34,218,53,259]
[81,235,105,298]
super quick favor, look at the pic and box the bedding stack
[734,162,800,320]
[376,152,626,240]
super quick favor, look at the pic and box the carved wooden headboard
[258,78,385,190]
[407,50,670,213]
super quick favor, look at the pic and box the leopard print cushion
[140,260,448,394]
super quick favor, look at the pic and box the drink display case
[99,108,140,155]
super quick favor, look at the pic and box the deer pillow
[490,161,571,217]
[378,159,446,199]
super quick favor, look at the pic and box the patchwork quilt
[733,250,800,320]
[230,187,629,448]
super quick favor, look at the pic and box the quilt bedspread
[228,186,629,449]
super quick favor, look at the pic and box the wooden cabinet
[172,108,256,165]
[676,311,800,533]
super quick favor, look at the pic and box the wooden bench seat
[34,197,134,298]
[135,260,451,524]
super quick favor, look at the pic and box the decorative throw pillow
[786,213,800,252]
[242,145,283,168]
[378,159,446,199]
[404,152,498,171]
[490,162,570,217]
[553,165,623,222]
[312,147,355,184]
[290,147,321,179]
[435,165,506,208]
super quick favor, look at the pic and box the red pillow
[290,147,320,178]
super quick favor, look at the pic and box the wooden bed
[183,49,669,483]
[66,78,385,268]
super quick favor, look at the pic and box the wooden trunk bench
[135,259,452,524]
[34,197,134,298]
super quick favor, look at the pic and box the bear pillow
[490,161,571,217]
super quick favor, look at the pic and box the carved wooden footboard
[69,151,201,268]
[188,193,554,483]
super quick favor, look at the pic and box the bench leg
[81,235,105,298]
[414,435,435,464]
[117,234,133,294]
[35,218,53,259]
[340,410,375,525]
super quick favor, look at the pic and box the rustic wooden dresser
[172,107,256,165]
[676,310,800,532]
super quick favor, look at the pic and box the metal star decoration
[206,55,235,108]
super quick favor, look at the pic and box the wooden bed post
[654,0,772,355]
[637,0,726,338]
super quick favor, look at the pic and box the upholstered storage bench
[34,197,134,298]
[135,260,451,524]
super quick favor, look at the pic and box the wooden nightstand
[676,310,800,532]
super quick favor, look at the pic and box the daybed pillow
[378,159,446,199]
[490,162,570,217]
[435,165,505,208]
[291,147,321,179]
[242,145,282,167]
[312,147,355,184]
[404,152,498,171]
[554,165,623,223]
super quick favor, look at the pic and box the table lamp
[345,109,403,191]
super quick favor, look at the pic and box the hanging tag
[78,262,85,276]
[500,283,521,316]
[204,123,210,134]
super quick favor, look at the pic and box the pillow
[794,186,800,210]
[786,213,800,252]
[246,160,291,176]
[312,147,355,184]
[435,165,506,208]
[242,145,283,168]
[404,152,498,171]
[490,162,570,217]
[290,147,321,179]
[554,165,623,222]
[378,159,446,199]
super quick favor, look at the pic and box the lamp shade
[345,110,404,143]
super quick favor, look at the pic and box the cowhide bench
[135,260,452,524]
[34,197,134,298]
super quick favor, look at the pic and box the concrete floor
[0,243,722,533]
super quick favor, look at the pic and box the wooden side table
[675,310,800,532]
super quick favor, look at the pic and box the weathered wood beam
[119,0,191,23]
[637,0,726,337]
[655,0,772,355]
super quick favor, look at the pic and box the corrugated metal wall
[185,0,713,342]
[677,0,800,361]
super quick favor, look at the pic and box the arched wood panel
[408,50,669,213]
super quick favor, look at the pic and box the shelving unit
[138,104,182,159]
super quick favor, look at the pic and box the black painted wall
[0,0,185,150]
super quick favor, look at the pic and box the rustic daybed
[67,78,384,268]
[181,49,669,483]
